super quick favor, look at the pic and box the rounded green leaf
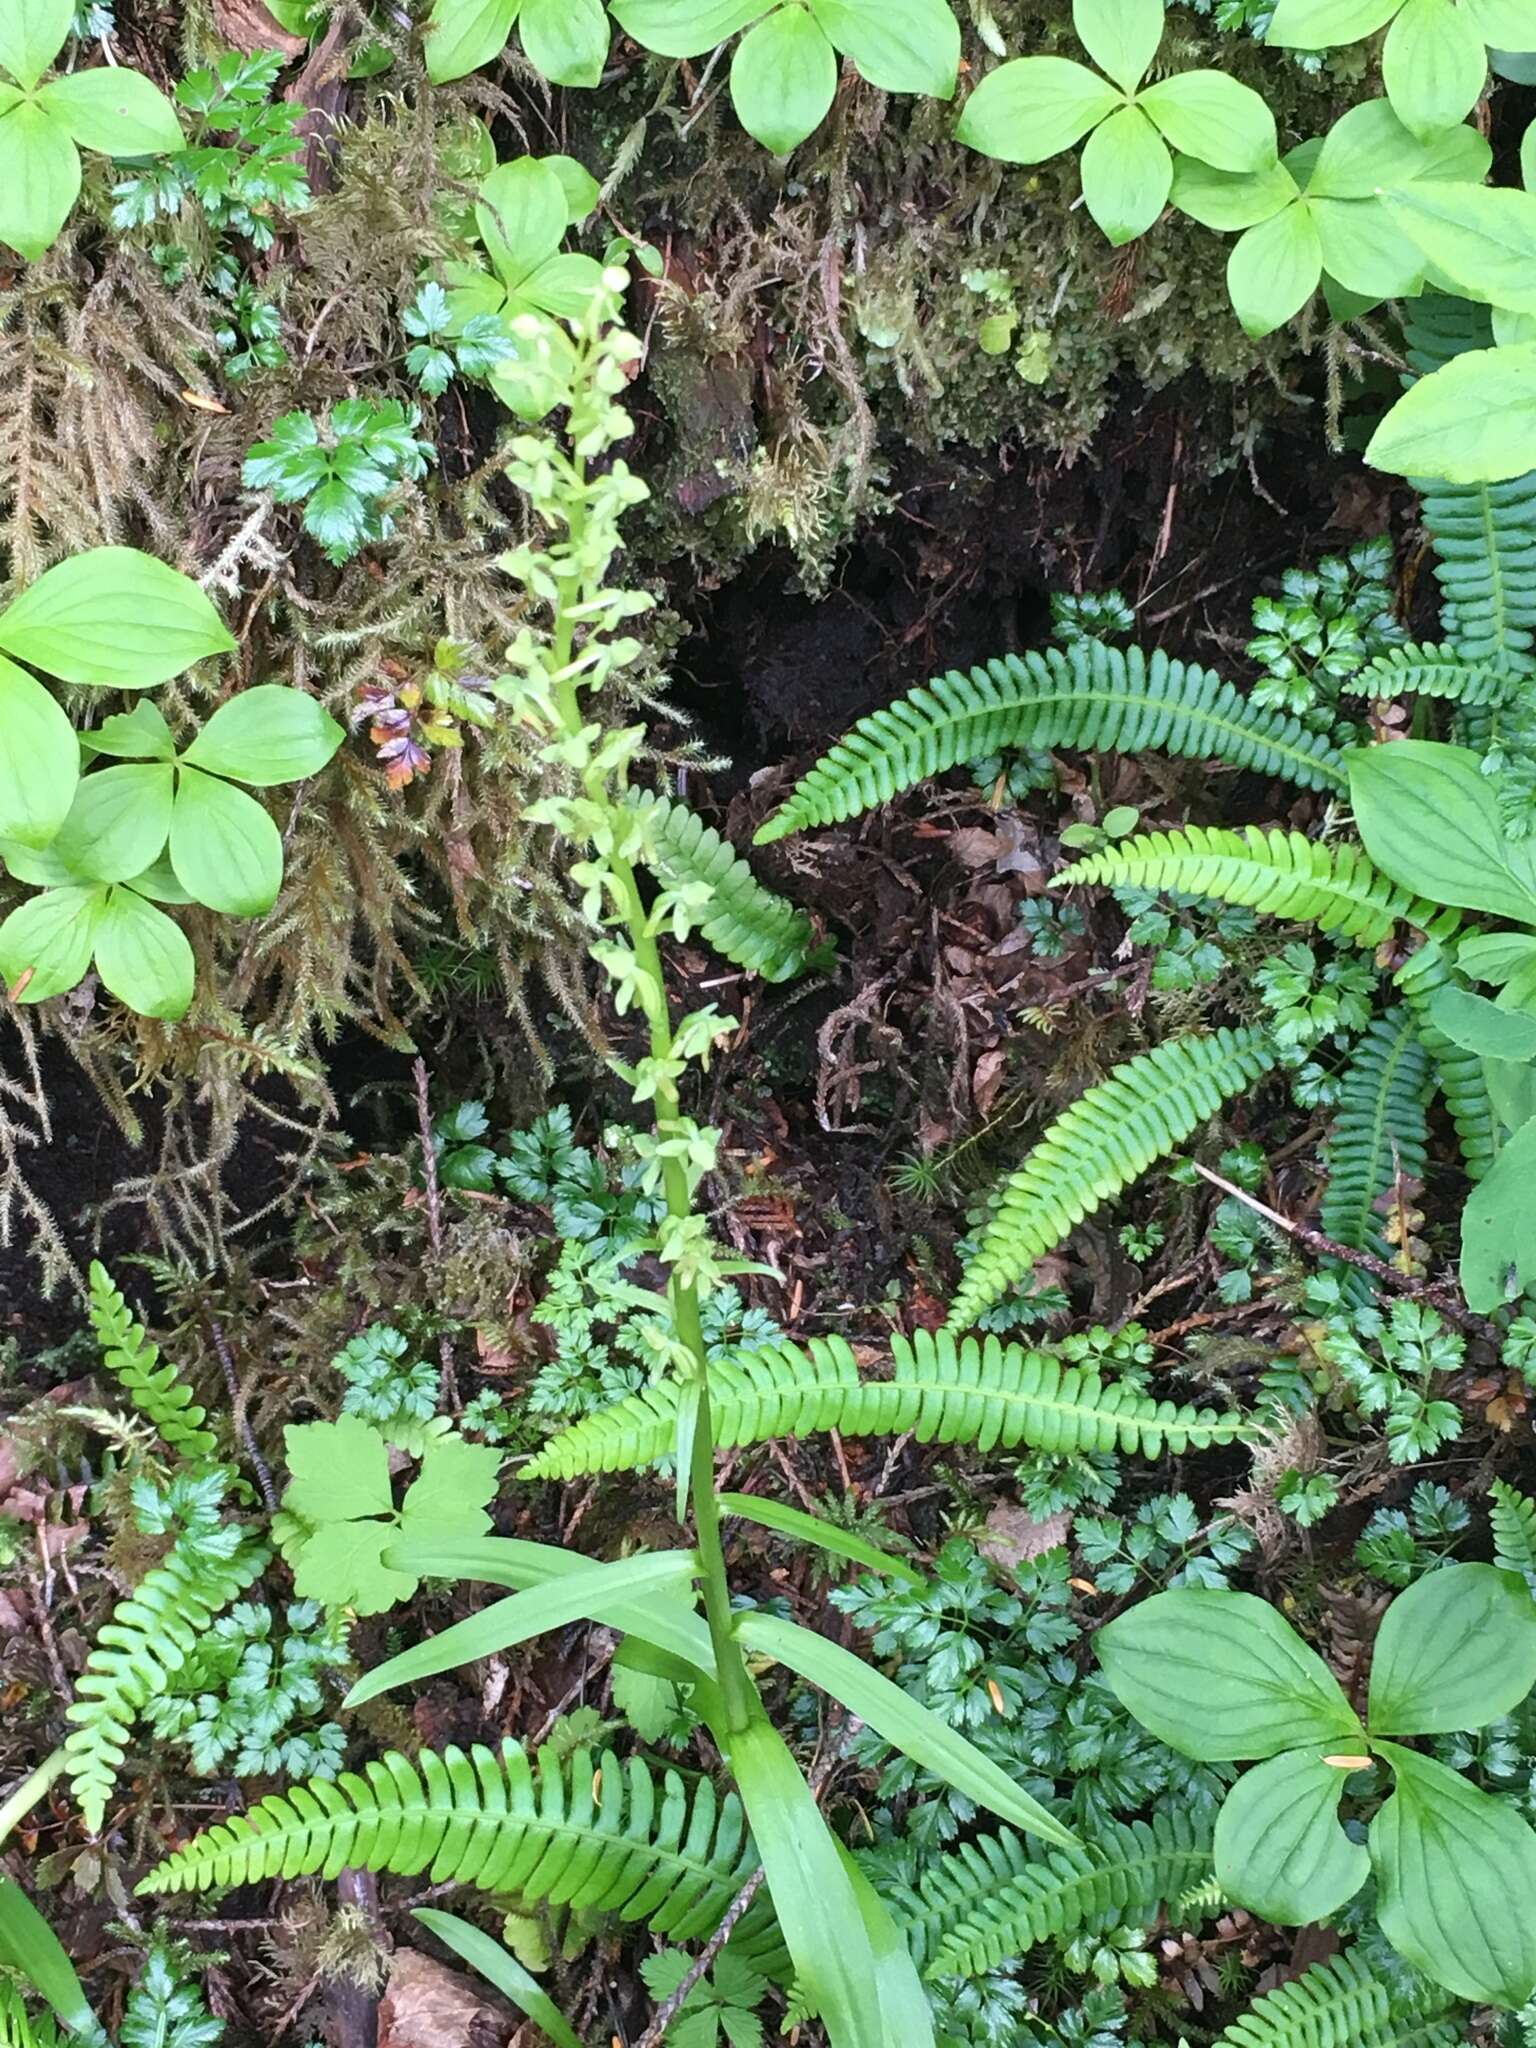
[1227,201,1321,336]
[1214,1751,1370,1924]
[522,250,607,320]
[730,6,836,154]
[1371,1744,1536,2008]
[51,762,174,883]
[475,156,568,287]
[169,767,282,917]
[1368,340,1536,482]
[1096,1586,1364,1761]
[1466,0,1536,43]
[124,854,193,905]
[1080,104,1171,245]
[1169,156,1297,230]
[1266,0,1400,47]
[1383,0,1487,140]
[0,836,85,887]
[1307,97,1432,198]
[0,653,78,849]
[0,101,81,262]
[1073,0,1162,90]
[1311,196,1424,299]
[1368,1563,1536,1735]
[1385,184,1536,314]
[36,66,184,155]
[424,0,520,81]
[0,546,235,687]
[93,886,194,1020]
[1425,983,1536,1059]
[519,0,610,85]
[610,0,772,59]
[954,56,1120,165]
[85,698,176,761]
[1461,1112,1536,1310]
[542,153,600,222]
[1138,70,1277,174]
[0,883,106,1003]
[0,0,72,90]
[809,0,959,97]
[181,684,344,787]
[1347,739,1536,918]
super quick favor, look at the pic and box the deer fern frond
[1058,828,1454,948]
[628,792,817,983]
[523,1327,1252,1482]
[1491,1480,1536,1585]
[1320,1008,1432,1266]
[65,1533,267,1834]
[87,1262,218,1462]
[755,644,1347,842]
[949,1028,1279,1329]
[896,1815,1212,1979]
[1344,643,1516,705]
[1395,941,1499,1181]
[139,1740,756,1941]
[1212,1952,1458,2048]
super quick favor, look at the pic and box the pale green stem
[0,1745,68,1851]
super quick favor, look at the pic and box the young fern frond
[755,644,1347,842]
[950,1029,1279,1329]
[1344,643,1515,705]
[1491,1479,1536,1583]
[65,1533,267,1834]
[1320,1008,1433,1267]
[627,791,818,983]
[523,1327,1252,1481]
[1058,828,1455,949]
[1394,941,1499,1181]
[1211,1952,1458,2048]
[87,1261,218,1462]
[140,1740,757,1942]
[897,1814,1213,1980]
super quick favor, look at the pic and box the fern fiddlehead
[756,643,1347,842]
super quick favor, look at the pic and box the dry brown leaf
[971,1047,1007,1115]
[980,1503,1073,1577]
[378,1950,510,2048]
[212,0,306,53]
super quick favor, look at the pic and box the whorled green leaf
[86,698,176,762]
[1267,0,1400,47]
[1307,96,1443,197]
[0,546,235,687]
[92,885,194,1020]
[0,883,105,1002]
[476,155,567,286]
[730,5,836,154]
[1347,739,1536,920]
[168,767,282,916]
[1367,1563,1536,1734]
[610,0,772,60]
[1383,0,1487,141]
[181,684,344,787]
[809,0,959,97]
[1073,0,1162,91]
[1138,70,1277,174]
[954,55,1119,164]
[0,100,80,261]
[1227,201,1321,336]
[36,66,184,154]
[1213,1750,1370,1923]
[0,0,72,91]
[0,654,78,849]
[51,763,174,883]
[1096,1587,1364,1761]
[1425,983,1536,1060]
[1079,104,1170,245]
[424,0,520,81]
[1371,1742,1536,2008]
[1170,156,1297,231]
[1367,341,1536,484]
[518,0,611,86]
[1385,183,1536,316]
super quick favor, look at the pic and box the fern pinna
[1210,1952,1457,2048]
[1345,642,1516,707]
[523,1326,1251,1481]
[627,791,817,984]
[140,1738,756,1941]
[948,1028,1278,1329]
[65,1529,267,1833]
[755,642,1346,842]
[1320,1008,1433,1268]
[890,1813,1212,1980]
[87,1261,218,1461]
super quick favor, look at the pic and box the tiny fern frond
[65,1533,267,1834]
[627,791,817,983]
[1211,1952,1458,2048]
[1057,827,1456,948]
[87,1261,218,1461]
[1491,1479,1536,1584]
[1395,941,1499,1181]
[950,1028,1279,1329]
[1320,1008,1432,1267]
[139,1741,756,1942]
[523,1328,1252,1482]
[903,1815,1213,1980]
[755,644,1347,842]
[1344,643,1516,705]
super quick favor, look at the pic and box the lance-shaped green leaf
[1213,1750,1370,1923]
[838,1845,936,2048]
[720,1492,925,1584]
[182,684,344,786]
[1096,1587,1365,1760]
[1348,739,1536,921]
[0,654,77,849]
[1372,1743,1536,2008]
[168,768,282,916]
[0,883,105,1001]
[0,547,234,687]
[413,1910,587,2048]
[0,1872,99,2035]
[1368,1563,1536,1734]
[93,885,195,1021]
[344,1550,703,1705]
[735,1610,1078,1845]
[1462,1115,1536,1310]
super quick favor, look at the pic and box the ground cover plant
[5,2,1536,2046]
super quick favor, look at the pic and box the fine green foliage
[241,401,436,566]
[1491,1479,1536,1586]
[626,791,817,984]
[524,1326,1252,1481]
[64,1526,268,1834]
[892,1814,1212,1979]
[1208,1953,1458,2048]
[755,644,1346,843]
[1058,827,1453,948]
[949,1028,1279,1328]
[139,1738,759,1941]
[1318,1009,1433,1263]
[1344,640,1517,704]
[86,1261,217,1461]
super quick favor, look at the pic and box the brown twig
[1189,1163,1500,1342]
[207,1315,278,1511]
[632,1866,769,2048]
